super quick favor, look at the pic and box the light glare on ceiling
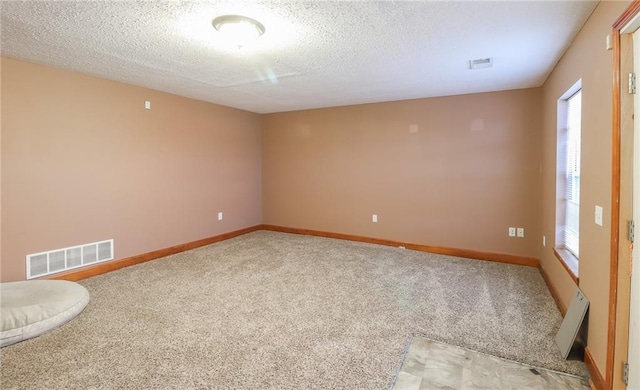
[212,15,265,48]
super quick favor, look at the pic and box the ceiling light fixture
[212,15,265,48]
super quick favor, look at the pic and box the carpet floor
[0,231,587,389]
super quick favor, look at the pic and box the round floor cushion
[1,280,89,347]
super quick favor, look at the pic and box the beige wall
[263,89,542,257]
[540,0,630,375]
[0,58,262,282]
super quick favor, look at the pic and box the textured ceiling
[1,1,598,114]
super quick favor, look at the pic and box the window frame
[555,80,582,283]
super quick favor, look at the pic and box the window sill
[553,247,579,285]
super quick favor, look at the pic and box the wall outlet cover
[595,205,603,226]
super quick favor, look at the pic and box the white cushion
[1,280,89,347]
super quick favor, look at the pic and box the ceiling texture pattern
[1,1,598,113]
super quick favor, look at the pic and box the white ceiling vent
[26,239,114,279]
[469,58,493,70]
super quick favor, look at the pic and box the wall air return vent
[26,239,114,279]
[469,57,493,70]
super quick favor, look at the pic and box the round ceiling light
[212,15,265,48]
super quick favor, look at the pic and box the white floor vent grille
[26,239,114,279]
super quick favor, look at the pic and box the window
[556,81,581,271]
[563,90,581,256]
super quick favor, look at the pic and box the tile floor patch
[392,337,590,390]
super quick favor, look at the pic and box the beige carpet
[0,231,587,389]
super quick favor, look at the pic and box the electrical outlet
[543,235,546,247]
[218,212,223,221]
[517,228,525,238]
[144,100,151,110]
[372,214,378,223]
[509,227,516,237]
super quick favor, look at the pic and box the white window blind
[564,90,581,257]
